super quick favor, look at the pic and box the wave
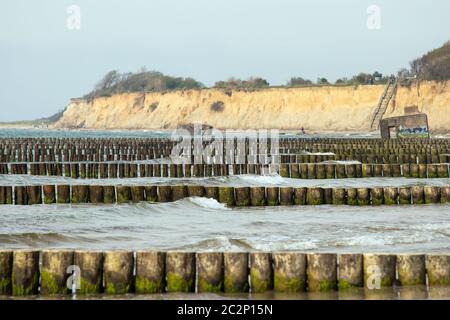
[185,197,230,210]
[234,174,285,185]
[0,232,77,246]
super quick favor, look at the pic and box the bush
[210,101,224,112]
[149,102,158,112]
[286,77,313,86]
[84,69,204,99]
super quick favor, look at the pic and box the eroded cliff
[54,81,449,132]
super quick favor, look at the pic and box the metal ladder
[370,76,398,130]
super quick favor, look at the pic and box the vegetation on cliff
[84,69,204,99]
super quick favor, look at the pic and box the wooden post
[338,254,363,289]
[144,186,157,202]
[426,254,450,286]
[250,187,266,206]
[250,252,273,293]
[279,187,293,205]
[74,251,104,294]
[116,185,132,203]
[57,185,70,204]
[273,252,306,292]
[43,185,56,204]
[424,186,441,203]
[166,252,196,292]
[0,251,12,295]
[130,186,145,202]
[293,187,306,205]
[41,250,74,294]
[218,187,235,206]
[104,186,116,204]
[306,253,337,291]
[266,187,279,206]
[197,252,224,293]
[135,251,166,294]
[71,185,89,203]
[306,187,323,205]
[12,250,40,295]
[157,185,172,202]
[411,186,425,204]
[397,254,426,286]
[89,185,104,204]
[223,252,249,293]
[235,187,250,206]
[103,251,134,294]
[363,254,396,288]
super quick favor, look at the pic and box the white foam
[187,197,230,210]
[235,174,285,185]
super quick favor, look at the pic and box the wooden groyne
[2,162,449,179]
[0,137,449,164]
[0,184,448,206]
[0,250,448,296]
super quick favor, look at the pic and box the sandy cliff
[54,81,449,132]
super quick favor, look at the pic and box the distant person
[301,127,306,134]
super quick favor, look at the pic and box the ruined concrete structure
[380,106,429,139]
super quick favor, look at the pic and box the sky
[0,0,449,121]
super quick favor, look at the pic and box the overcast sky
[0,0,449,121]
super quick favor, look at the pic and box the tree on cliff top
[408,41,450,81]
[84,69,204,99]
[214,77,269,89]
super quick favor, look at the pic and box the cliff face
[54,81,449,132]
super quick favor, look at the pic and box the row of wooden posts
[2,152,449,164]
[0,184,449,206]
[0,250,449,296]
[1,137,448,163]
[3,162,449,179]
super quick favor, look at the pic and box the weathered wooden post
[197,252,224,293]
[332,188,346,205]
[103,186,116,203]
[187,185,205,197]
[27,185,42,205]
[306,187,323,205]
[135,251,166,294]
[411,186,425,204]
[383,187,398,205]
[130,186,145,202]
[338,254,363,289]
[266,187,279,206]
[144,186,157,202]
[306,253,337,291]
[166,252,196,292]
[74,251,104,294]
[250,252,273,293]
[12,250,40,295]
[171,185,187,201]
[279,187,293,205]
[218,186,235,206]
[424,186,441,203]
[235,187,250,206]
[89,185,104,204]
[158,185,173,202]
[250,187,266,206]
[103,251,134,294]
[397,254,426,286]
[346,188,357,205]
[57,185,70,204]
[43,185,56,204]
[71,185,89,203]
[293,187,306,205]
[204,186,219,201]
[223,252,249,293]
[41,250,74,294]
[273,252,306,292]
[426,254,450,286]
[14,186,28,205]
[363,254,396,288]
[0,251,12,295]
[398,187,412,205]
[116,185,131,203]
